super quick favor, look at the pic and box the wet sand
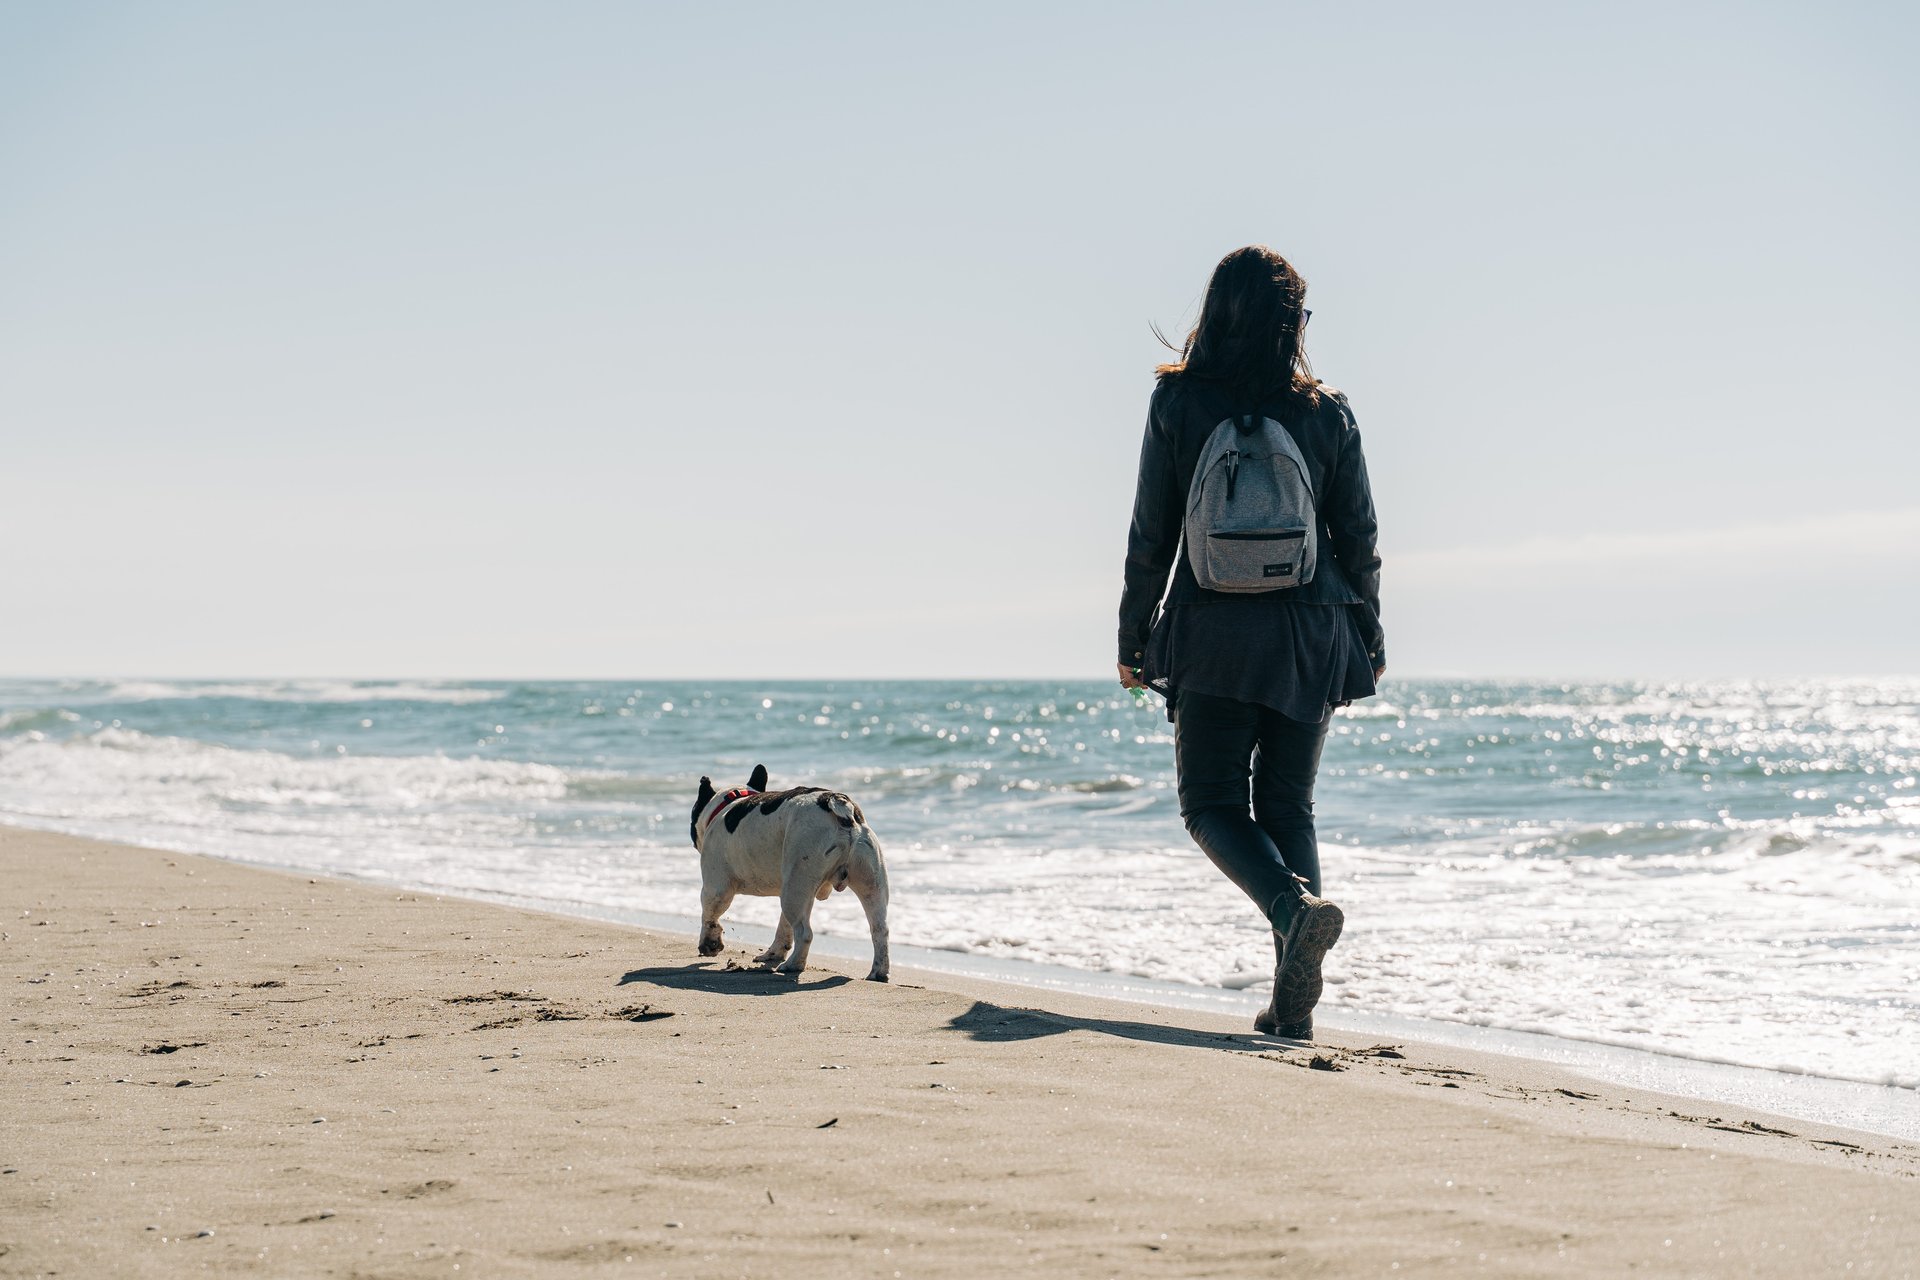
[3,825,1915,1277]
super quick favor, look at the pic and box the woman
[1117,245,1385,1040]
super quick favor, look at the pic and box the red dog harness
[703,787,758,833]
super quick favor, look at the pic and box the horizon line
[5,671,1918,685]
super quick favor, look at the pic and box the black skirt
[1143,599,1377,723]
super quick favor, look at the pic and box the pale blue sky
[2,2,1915,678]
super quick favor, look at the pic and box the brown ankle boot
[1259,893,1343,1032]
[1255,941,1315,1037]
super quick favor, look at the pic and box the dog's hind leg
[850,854,891,983]
[698,882,735,957]
[752,916,792,969]
[774,872,822,977]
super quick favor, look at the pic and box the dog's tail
[817,791,864,833]
[825,791,881,864]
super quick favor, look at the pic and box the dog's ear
[691,776,715,848]
[748,763,768,792]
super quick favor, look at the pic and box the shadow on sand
[946,998,1303,1054]
[619,962,852,996]
[615,968,1304,1052]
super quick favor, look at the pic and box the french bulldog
[689,763,890,981]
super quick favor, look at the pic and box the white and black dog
[689,764,890,982]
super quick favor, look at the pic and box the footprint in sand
[385,1179,456,1200]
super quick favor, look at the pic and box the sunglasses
[1301,308,1312,327]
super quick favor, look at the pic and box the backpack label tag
[1263,563,1294,578]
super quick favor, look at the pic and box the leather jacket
[1118,374,1385,669]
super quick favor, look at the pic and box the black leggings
[1174,689,1331,930]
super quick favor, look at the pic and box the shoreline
[423,883,1920,1140]
[5,826,1918,1277]
[370,874,1920,1144]
[3,815,1912,1143]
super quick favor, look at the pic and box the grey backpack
[1184,410,1318,592]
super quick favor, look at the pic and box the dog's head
[689,764,770,846]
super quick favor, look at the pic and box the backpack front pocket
[1203,527,1307,591]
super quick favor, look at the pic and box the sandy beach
[3,825,1915,1278]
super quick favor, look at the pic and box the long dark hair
[1156,245,1319,414]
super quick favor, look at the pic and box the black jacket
[1117,375,1385,669]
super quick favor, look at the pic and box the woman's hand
[1374,664,1387,682]
[1117,661,1146,690]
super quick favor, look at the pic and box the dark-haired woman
[1117,245,1384,1040]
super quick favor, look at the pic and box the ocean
[1,676,1914,1098]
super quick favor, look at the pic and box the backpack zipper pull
[1226,450,1239,501]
